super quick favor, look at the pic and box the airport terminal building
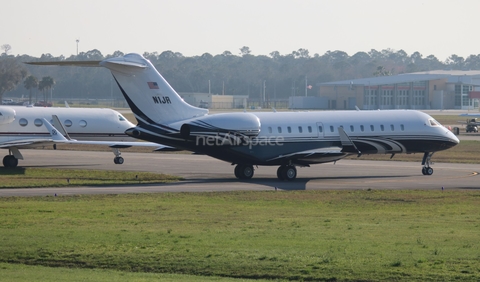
[316,70,480,110]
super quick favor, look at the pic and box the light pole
[76,39,79,55]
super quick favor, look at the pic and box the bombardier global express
[28,54,459,180]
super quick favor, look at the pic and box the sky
[2,0,479,62]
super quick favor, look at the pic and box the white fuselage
[0,106,135,144]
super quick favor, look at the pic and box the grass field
[0,190,479,281]
[0,168,181,188]
[1,111,479,281]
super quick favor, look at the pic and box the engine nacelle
[0,107,16,125]
[177,112,261,145]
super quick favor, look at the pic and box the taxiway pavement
[0,150,478,197]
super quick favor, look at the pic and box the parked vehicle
[465,118,479,133]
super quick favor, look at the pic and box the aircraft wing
[266,128,360,165]
[0,139,54,149]
[266,146,347,165]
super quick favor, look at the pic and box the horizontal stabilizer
[26,61,101,67]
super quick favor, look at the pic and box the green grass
[0,262,266,282]
[0,168,181,188]
[0,190,479,281]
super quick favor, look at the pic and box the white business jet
[28,54,459,180]
[0,105,164,168]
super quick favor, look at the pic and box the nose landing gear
[421,152,434,175]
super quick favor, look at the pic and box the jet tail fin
[100,53,208,125]
[28,54,208,126]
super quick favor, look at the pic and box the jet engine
[178,112,261,145]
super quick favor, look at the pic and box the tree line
[1,45,480,103]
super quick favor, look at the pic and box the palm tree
[23,75,38,104]
[38,76,55,106]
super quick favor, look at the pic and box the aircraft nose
[448,130,460,145]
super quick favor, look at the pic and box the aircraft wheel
[426,167,433,175]
[234,164,254,179]
[3,155,18,168]
[422,167,433,175]
[282,165,297,181]
[234,165,242,179]
[277,166,286,180]
[114,157,124,164]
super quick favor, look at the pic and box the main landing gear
[3,155,18,168]
[234,164,254,179]
[112,148,124,164]
[277,165,297,181]
[421,152,434,175]
[233,164,298,181]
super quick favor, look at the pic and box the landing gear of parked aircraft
[3,155,18,168]
[422,166,433,175]
[112,148,124,165]
[113,156,124,164]
[234,164,254,179]
[421,152,434,175]
[277,165,297,181]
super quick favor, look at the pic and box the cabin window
[330,125,334,132]
[401,124,405,131]
[318,126,323,133]
[298,126,303,133]
[350,125,354,132]
[380,125,384,131]
[390,124,394,131]
[370,125,374,131]
[34,119,43,127]
[287,126,292,133]
[277,127,282,133]
[79,120,87,127]
[308,126,312,133]
[360,125,364,132]
[268,127,272,134]
[19,118,28,127]
[64,119,73,127]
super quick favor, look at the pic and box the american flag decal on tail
[147,82,159,89]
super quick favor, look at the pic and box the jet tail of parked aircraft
[27,54,208,126]
[100,54,208,125]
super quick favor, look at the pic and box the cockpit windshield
[428,119,441,127]
[118,115,126,121]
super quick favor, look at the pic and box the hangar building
[317,70,480,110]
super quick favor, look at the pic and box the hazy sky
[2,0,479,61]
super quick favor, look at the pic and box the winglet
[43,118,70,142]
[338,127,361,157]
[51,115,72,140]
